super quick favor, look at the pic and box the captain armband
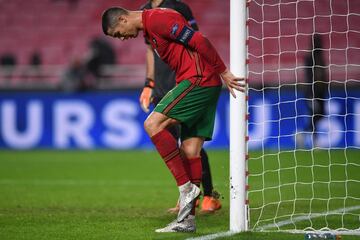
[175,26,195,46]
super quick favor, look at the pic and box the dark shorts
[154,79,221,141]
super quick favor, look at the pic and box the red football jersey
[142,8,226,87]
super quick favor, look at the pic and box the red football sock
[181,154,191,180]
[188,156,202,186]
[186,156,202,215]
[151,129,190,186]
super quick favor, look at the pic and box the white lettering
[102,100,141,149]
[1,101,42,149]
[317,100,342,148]
[353,100,360,146]
[54,101,94,148]
[248,100,271,149]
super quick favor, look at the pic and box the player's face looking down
[108,16,139,41]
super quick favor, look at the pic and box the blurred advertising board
[0,90,359,149]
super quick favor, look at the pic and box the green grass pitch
[0,150,359,240]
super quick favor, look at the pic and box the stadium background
[0,0,359,150]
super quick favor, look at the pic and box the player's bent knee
[180,137,204,158]
[180,144,200,159]
[144,116,163,137]
[144,118,155,135]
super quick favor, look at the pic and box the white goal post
[229,0,248,233]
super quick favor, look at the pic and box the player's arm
[191,33,245,97]
[175,25,245,97]
[150,13,244,97]
[139,44,155,113]
[145,44,155,81]
[174,1,199,30]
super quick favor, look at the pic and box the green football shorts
[154,79,221,141]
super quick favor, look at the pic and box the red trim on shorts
[162,77,202,115]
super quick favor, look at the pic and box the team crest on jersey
[171,23,179,36]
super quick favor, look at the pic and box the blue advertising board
[0,90,359,149]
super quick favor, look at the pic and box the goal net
[246,0,360,235]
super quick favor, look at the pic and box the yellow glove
[139,78,154,113]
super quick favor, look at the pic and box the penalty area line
[185,231,236,240]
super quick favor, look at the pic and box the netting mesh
[246,0,360,234]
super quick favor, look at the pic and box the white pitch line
[185,231,236,240]
[257,205,360,231]
[186,205,360,240]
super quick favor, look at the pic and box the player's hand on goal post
[220,69,246,98]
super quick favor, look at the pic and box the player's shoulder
[167,0,184,4]
[164,0,194,21]
[144,8,185,34]
[162,0,183,8]
[146,7,182,20]
[170,0,192,10]
[140,1,151,10]
[163,0,189,9]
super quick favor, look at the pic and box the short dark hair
[102,7,129,35]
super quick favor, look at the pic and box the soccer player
[305,35,328,145]
[139,0,222,213]
[102,7,244,232]
[297,34,328,148]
